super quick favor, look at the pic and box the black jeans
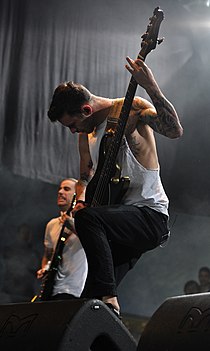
[75,205,169,298]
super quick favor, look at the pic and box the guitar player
[47,52,183,317]
[36,178,88,300]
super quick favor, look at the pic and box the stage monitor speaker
[0,298,137,351]
[137,293,210,351]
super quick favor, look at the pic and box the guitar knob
[157,37,164,45]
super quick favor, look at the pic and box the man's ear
[81,104,92,116]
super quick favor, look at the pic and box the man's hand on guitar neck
[125,56,159,92]
[60,211,77,234]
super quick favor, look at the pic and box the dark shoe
[105,303,121,319]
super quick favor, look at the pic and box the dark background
[0,0,210,316]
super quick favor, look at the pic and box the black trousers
[75,205,169,298]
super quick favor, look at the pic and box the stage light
[178,0,210,11]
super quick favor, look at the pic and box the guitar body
[40,242,65,301]
[40,267,59,301]
[85,132,130,206]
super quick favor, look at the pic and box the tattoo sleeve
[142,91,183,139]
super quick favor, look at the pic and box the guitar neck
[40,193,76,300]
[90,76,137,207]
[105,77,137,164]
[49,192,76,266]
[94,52,146,186]
[115,76,138,144]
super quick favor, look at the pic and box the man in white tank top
[47,56,183,316]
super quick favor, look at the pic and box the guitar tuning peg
[141,33,148,40]
[157,37,164,45]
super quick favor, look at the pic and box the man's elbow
[175,126,184,138]
[169,126,183,139]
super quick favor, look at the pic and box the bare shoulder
[46,218,59,231]
[132,96,154,111]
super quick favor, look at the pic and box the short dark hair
[48,81,91,122]
[59,178,77,186]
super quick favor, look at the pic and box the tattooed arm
[125,56,183,139]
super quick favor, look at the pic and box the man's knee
[74,207,100,230]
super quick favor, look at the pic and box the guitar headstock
[139,7,164,61]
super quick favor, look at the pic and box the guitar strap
[105,98,124,134]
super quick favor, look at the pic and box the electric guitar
[85,7,164,207]
[38,193,76,301]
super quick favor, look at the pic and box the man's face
[59,113,85,133]
[57,179,75,210]
[59,109,94,134]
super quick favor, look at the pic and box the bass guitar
[85,7,164,207]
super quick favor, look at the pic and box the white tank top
[88,101,169,216]
[44,217,88,297]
